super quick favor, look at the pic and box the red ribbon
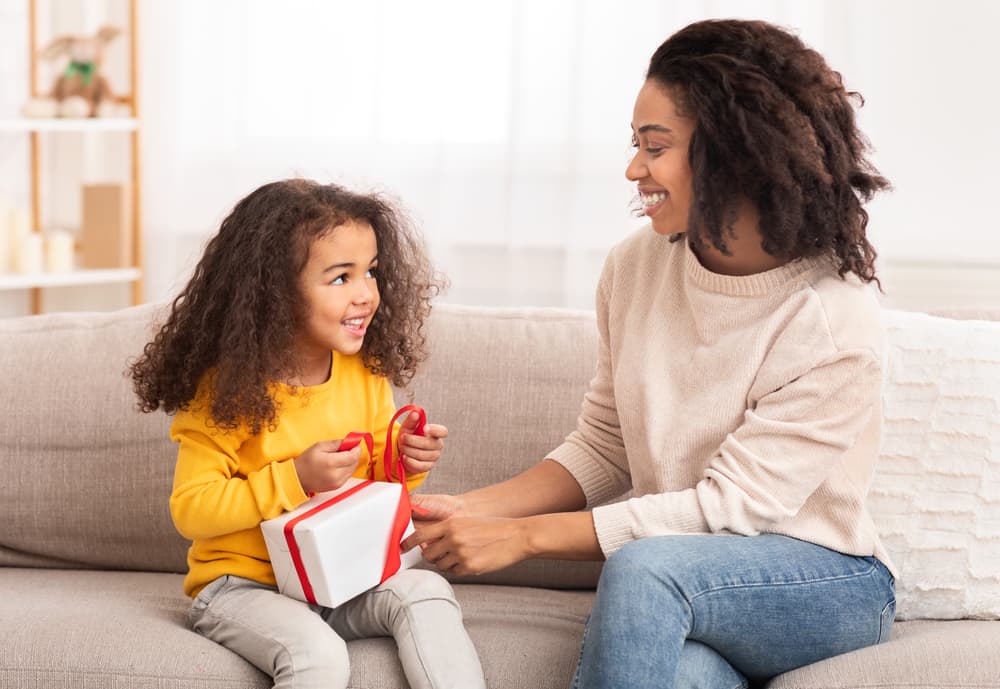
[282,404,426,605]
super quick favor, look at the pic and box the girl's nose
[353,280,374,304]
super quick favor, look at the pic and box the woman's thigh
[599,534,895,680]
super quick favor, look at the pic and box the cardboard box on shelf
[80,184,132,269]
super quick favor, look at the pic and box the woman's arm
[464,458,588,517]
[408,508,603,577]
[404,459,603,575]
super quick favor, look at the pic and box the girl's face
[626,79,696,236]
[295,220,380,374]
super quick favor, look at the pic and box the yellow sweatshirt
[169,352,427,597]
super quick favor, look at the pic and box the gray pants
[189,569,486,689]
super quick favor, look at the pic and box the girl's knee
[279,632,350,689]
[379,568,458,606]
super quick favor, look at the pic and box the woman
[405,18,896,689]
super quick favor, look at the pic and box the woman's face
[626,79,696,236]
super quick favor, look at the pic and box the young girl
[131,179,485,689]
[405,19,897,689]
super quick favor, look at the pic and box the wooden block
[80,184,132,269]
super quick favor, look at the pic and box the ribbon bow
[63,61,96,86]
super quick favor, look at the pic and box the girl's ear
[39,36,74,61]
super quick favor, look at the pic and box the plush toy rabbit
[21,25,125,118]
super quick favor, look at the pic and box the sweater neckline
[681,235,826,296]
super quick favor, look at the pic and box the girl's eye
[330,273,347,286]
[366,267,377,279]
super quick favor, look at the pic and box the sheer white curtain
[139,0,1000,308]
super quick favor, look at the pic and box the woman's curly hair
[648,19,889,283]
[130,179,443,434]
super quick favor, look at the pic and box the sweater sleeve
[169,407,309,541]
[548,251,632,505]
[592,348,881,555]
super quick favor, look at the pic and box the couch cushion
[768,619,1000,689]
[0,304,189,572]
[870,310,1000,620]
[0,569,591,689]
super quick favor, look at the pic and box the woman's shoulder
[799,267,884,358]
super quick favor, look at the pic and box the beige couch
[1,302,998,689]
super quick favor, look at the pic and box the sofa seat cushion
[0,569,591,689]
[768,619,1000,689]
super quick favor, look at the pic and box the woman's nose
[625,151,646,181]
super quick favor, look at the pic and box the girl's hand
[398,411,448,475]
[403,516,530,577]
[294,440,363,494]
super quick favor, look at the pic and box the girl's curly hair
[130,179,443,434]
[648,19,890,283]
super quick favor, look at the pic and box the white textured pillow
[870,309,1000,620]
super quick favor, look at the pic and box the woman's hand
[397,411,448,475]
[409,492,466,521]
[403,509,604,574]
[403,516,531,577]
[294,440,363,494]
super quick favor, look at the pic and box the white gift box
[261,477,423,608]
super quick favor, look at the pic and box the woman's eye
[366,267,378,279]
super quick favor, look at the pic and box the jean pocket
[877,597,896,643]
[191,575,230,613]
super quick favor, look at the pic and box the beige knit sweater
[549,226,896,576]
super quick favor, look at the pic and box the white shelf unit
[3,0,143,314]
[0,117,139,133]
[0,267,140,291]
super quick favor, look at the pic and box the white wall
[1,0,998,317]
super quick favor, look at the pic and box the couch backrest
[0,302,604,588]
[0,303,186,572]
[398,304,605,588]
[3,302,998,607]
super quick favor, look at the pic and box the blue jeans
[571,534,896,689]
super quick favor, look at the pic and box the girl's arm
[168,409,309,540]
[170,438,307,541]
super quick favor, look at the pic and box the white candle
[0,201,9,274]
[9,207,30,271]
[15,232,44,275]
[45,230,75,273]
